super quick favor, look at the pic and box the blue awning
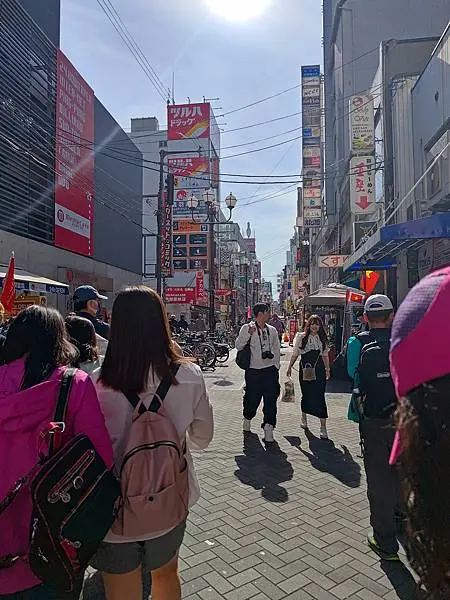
[343,212,450,272]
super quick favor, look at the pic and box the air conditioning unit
[424,130,450,213]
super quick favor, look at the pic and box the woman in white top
[287,314,330,439]
[90,286,214,600]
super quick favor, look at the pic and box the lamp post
[188,189,237,331]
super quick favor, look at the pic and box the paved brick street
[178,350,418,600]
[84,349,418,599]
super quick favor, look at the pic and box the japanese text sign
[349,95,374,155]
[54,50,94,256]
[167,156,209,190]
[350,156,376,215]
[167,103,210,141]
[160,194,173,277]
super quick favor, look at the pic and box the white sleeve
[235,324,251,351]
[187,376,214,451]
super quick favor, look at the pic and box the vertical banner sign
[301,65,322,229]
[350,156,376,215]
[167,103,210,141]
[160,194,173,278]
[195,270,206,304]
[349,95,374,155]
[54,50,94,256]
[289,318,298,344]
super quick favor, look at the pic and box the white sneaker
[243,418,252,432]
[320,427,329,440]
[263,424,274,443]
[301,416,308,430]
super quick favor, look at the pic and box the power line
[219,84,301,117]
[95,0,168,102]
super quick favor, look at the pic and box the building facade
[342,23,450,303]
[0,0,143,312]
[314,0,450,302]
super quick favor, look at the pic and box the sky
[60,0,322,287]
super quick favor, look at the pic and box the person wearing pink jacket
[0,306,113,599]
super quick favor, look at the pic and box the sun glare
[205,0,270,22]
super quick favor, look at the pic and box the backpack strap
[125,364,181,415]
[148,364,181,413]
[48,367,77,456]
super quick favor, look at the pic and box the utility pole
[208,207,216,332]
[156,149,166,297]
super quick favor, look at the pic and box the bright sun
[205,0,270,22]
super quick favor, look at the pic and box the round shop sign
[57,209,65,223]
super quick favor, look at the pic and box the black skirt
[299,349,328,419]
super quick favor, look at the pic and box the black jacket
[75,311,110,339]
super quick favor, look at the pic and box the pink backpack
[112,365,189,537]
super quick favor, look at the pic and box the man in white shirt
[235,303,281,442]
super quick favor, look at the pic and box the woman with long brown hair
[390,267,450,599]
[91,286,213,600]
[287,314,330,439]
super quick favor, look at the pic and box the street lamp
[188,189,237,224]
[188,189,238,332]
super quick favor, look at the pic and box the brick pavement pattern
[84,349,418,599]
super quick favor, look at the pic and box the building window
[406,204,414,222]
[159,140,168,148]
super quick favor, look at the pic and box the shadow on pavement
[286,430,361,489]
[381,561,422,600]
[234,432,293,503]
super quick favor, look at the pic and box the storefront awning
[0,267,69,295]
[343,212,450,272]
[302,283,365,306]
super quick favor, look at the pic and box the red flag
[361,270,380,295]
[0,252,15,313]
[346,289,365,304]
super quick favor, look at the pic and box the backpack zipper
[120,442,180,474]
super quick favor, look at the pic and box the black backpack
[0,369,120,593]
[357,332,397,419]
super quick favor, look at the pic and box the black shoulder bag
[0,368,120,593]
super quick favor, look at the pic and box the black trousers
[243,366,280,427]
[360,418,402,553]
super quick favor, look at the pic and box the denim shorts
[90,520,186,575]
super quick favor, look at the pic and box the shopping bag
[281,378,295,402]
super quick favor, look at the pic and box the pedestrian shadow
[381,561,422,600]
[286,431,361,489]
[234,433,294,503]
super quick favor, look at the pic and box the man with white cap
[347,294,402,561]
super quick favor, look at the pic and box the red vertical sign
[54,50,94,256]
[195,270,206,304]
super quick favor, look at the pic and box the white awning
[0,267,69,295]
[302,283,364,306]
